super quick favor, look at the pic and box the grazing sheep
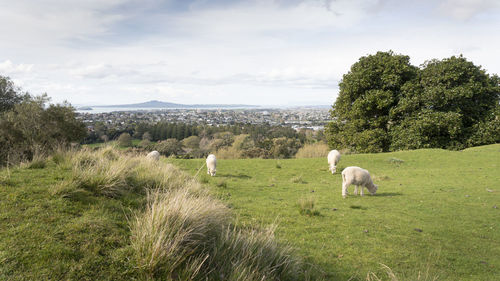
[327,150,341,174]
[341,166,378,198]
[146,150,160,161]
[206,154,217,176]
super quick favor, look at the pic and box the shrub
[155,138,183,156]
[216,146,242,159]
[117,133,132,147]
[0,93,86,166]
[295,142,329,158]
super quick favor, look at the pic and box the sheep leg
[342,184,348,198]
[353,186,358,195]
[360,186,364,196]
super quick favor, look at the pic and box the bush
[155,138,183,156]
[0,94,86,166]
[117,133,132,147]
[295,142,329,158]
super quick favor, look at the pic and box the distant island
[91,100,260,109]
[76,106,93,110]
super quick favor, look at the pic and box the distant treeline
[84,122,307,144]
[97,122,326,159]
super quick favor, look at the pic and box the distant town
[77,108,332,132]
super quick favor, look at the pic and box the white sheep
[146,150,160,161]
[327,149,341,174]
[206,154,217,176]
[341,166,378,198]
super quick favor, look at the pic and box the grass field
[0,148,315,280]
[0,160,142,280]
[168,144,500,280]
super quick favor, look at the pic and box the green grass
[0,160,142,280]
[0,148,317,280]
[167,144,500,280]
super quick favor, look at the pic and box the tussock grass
[130,188,230,279]
[131,188,310,280]
[295,142,329,158]
[291,175,306,184]
[59,146,200,197]
[297,197,320,216]
[26,156,47,169]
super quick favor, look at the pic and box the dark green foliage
[327,52,500,152]
[391,56,500,150]
[327,51,418,153]
[155,138,183,156]
[117,132,132,147]
[0,75,28,113]
[0,93,86,165]
[270,137,302,158]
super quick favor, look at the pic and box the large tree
[326,53,500,153]
[0,75,28,112]
[326,51,418,152]
[390,56,500,150]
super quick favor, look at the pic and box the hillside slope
[169,144,500,280]
[0,148,317,281]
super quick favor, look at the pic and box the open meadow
[168,144,500,280]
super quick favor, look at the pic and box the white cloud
[0,60,34,75]
[0,0,499,106]
[439,0,500,20]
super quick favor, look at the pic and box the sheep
[327,149,341,174]
[341,166,378,198]
[206,154,217,176]
[146,150,160,161]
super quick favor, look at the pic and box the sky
[0,0,499,106]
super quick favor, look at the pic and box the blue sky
[0,0,499,106]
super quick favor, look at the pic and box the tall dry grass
[50,146,320,280]
[130,188,310,280]
[130,188,230,279]
[58,146,200,197]
[295,143,329,158]
[365,264,439,281]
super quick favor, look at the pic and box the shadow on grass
[218,173,252,179]
[375,192,403,197]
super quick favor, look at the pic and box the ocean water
[76,107,170,114]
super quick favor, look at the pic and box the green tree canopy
[0,75,28,112]
[0,94,86,165]
[117,133,132,147]
[390,55,500,150]
[327,51,418,152]
[327,52,500,152]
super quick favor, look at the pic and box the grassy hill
[0,148,318,281]
[168,144,500,280]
